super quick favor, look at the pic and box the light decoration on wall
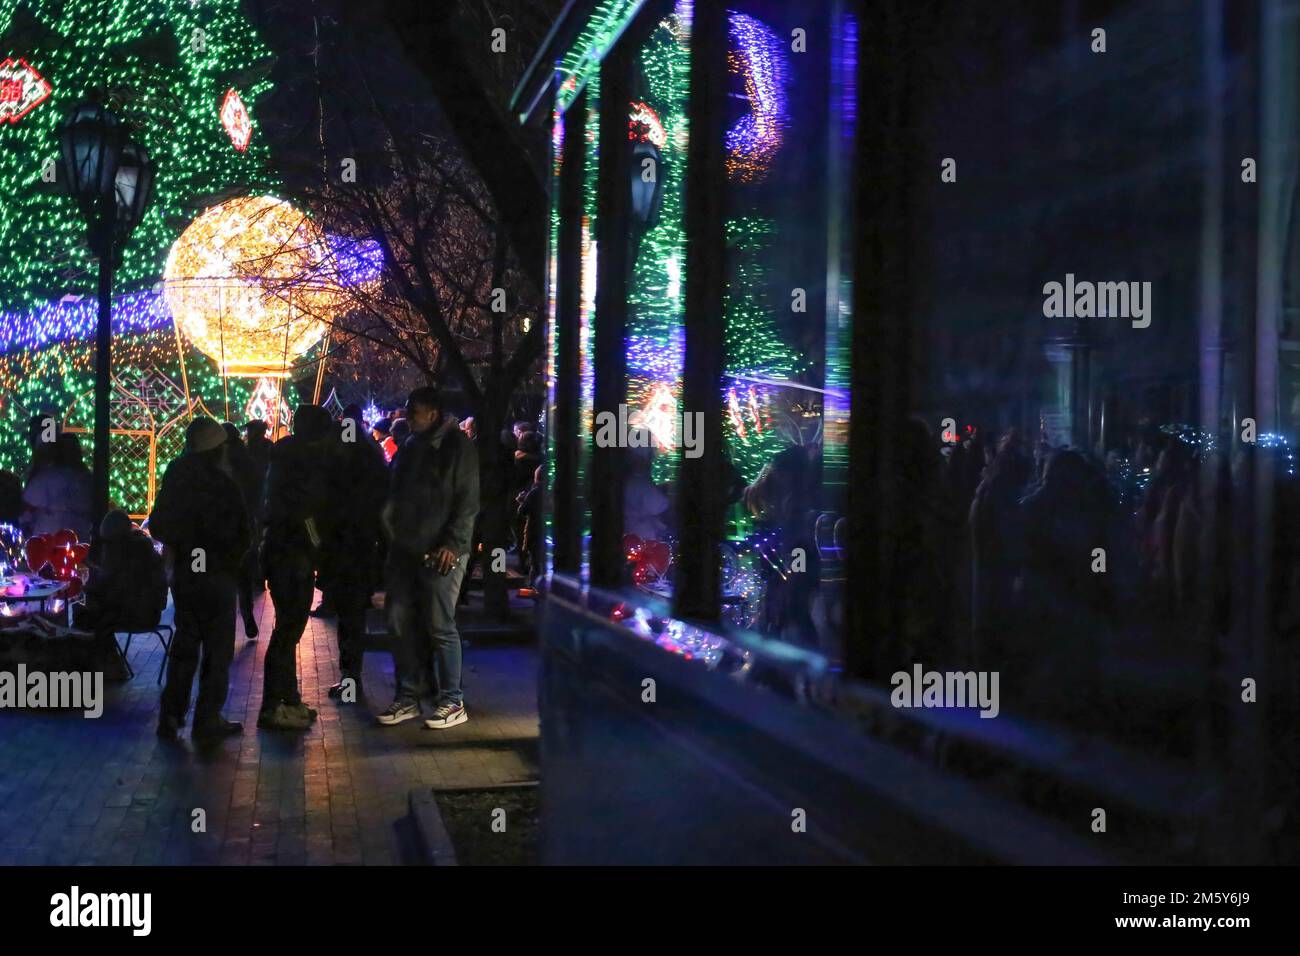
[0,0,278,316]
[629,382,678,451]
[164,195,380,427]
[244,376,291,429]
[219,87,252,151]
[628,100,666,148]
[163,195,368,377]
[0,57,52,124]
[0,0,279,499]
[555,0,646,113]
[619,5,804,483]
[725,13,789,184]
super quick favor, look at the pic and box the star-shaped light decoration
[219,87,252,151]
[0,57,53,125]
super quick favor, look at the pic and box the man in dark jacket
[257,405,335,732]
[377,385,479,729]
[149,417,250,741]
[321,406,389,701]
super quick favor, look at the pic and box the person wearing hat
[372,418,398,463]
[148,416,251,742]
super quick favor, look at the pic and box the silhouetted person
[149,417,249,741]
[322,405,389,701]
[221,421,263,639]
[75,509,167,636]
[22,432,94,541]
[969,430,1031,660]
[0,469,23,527]
[258,405,335,731]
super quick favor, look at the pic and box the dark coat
[261,433,336,554]
[83,529,168,630]
[148,449,250,578]
[246,435,272,494]
[382,415,479,560]
[319,428,389,589]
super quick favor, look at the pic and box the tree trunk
[475,392,512,619]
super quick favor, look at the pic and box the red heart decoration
[633,562,655,586]
[25,536,50,570]
[71,543,90,565]
[622,533,644,562]
[51,528,77,550]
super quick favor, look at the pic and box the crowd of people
[11,386,492,741]
[886,417,1300,727]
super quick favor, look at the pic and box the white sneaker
[377,701,421,726]
[424,702,468,729]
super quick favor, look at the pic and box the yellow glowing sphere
[163,195,349,377]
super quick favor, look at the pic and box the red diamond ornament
[0,57,52,125]
[220,87,252,151]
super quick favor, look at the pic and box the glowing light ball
[163,195,354,378]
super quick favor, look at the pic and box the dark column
[846,0,936,680]
[589,43,635,591]
[93,228,114,523]
[673,0,728,624]
[552,93,587,575]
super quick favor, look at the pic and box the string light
[219,87,252,151]
[163,195,359,377]
[0,0,277,504]
[0,57,51,124]
[725,13,789,184]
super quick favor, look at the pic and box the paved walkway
[0,589,539,865]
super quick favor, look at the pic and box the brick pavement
[0,588,538,865]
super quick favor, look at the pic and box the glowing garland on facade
[0,56,51,124]
[219,86,252,151]
[0,0,277,504]
[725,13,789,184]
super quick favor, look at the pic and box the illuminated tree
[0,0,277,505]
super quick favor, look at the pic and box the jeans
[386,552,466,707]
[161,570,237,729]
[263,545,316,708]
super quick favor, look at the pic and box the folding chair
[115,624,174,683]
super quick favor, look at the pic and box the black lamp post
[59,98,155,523]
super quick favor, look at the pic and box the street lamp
[630,139,665,231]
[58,97,155,523]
